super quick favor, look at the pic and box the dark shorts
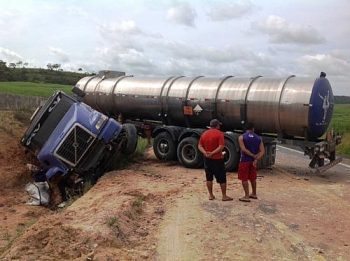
[238,161,257,181]
[204,158,226,184]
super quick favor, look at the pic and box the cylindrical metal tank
[75,74,334,138]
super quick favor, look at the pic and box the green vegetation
[331,104,350,156]
[0,60,91,85]
[334,96,350,104]
[111,138,150,170]
[338,133,350,156]
[0,82,72,97]
[106,216,125,240]
[331,104,350,133]
[107,216,119,227]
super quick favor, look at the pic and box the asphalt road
[277,145,350,175]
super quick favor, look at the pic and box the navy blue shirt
[240,131,261,162]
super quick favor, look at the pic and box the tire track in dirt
[156,161,350,260]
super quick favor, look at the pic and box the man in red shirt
[198,119,233,201]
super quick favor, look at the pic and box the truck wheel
[224,139,240,171]
[177,137,203,168]
[317,157,325,167]
[122,123,138,155]
[153,132,176,160]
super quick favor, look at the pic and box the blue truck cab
[21,91,136,182]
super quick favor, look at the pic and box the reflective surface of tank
[75,74,334,138]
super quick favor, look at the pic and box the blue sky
[0,0,349,95]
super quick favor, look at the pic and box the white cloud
[330,49,350,61]
[96,47,155,75]
[98,23,145,55]
[66,6,88,18]
[150,40,267,66]
[99,20,162,40]
[0,47,23,62]
[298,53,350,76]
[166,2,197,27]
[119,49,154,69]
[49,47,70,63]
[100,20,142,35]
[254,15,325,45]
[207,1,254,21]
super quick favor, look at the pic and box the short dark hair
[210,119,222,128]
[245,122,254,130]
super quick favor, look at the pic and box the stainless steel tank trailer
[74,71,342,173]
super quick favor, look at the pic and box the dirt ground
[0,111,350,260]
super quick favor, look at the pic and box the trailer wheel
[177,137,203,168]
[309,156,325,168]
[122,123,138,155]
[317,157,325,167]
[224,139,240,171]
[153,132,176,160]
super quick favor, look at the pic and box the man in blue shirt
[238,123,265,202]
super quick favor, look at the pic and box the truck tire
[153,132,176,160]
[177,137,203,168]
[224,139,240,171]
[122,123,138,155]
[317,157,325,167]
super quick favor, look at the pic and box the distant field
[0,82,72,97]
[331,104,350,133]
[331,104,350,156]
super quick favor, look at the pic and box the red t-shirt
[199,128,225,159]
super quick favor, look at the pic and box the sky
[0,0,349,95]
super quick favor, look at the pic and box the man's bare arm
[198,143,208,156]
[256,141,265,160]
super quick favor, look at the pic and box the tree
[16,61,23,68]
[0,60,6,69]
[0,60,9,81]
[23,62,29,68]
[78,68,83,72]
[9,63,16,69]
[52,63,61,70]
[47,63,53,70]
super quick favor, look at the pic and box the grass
[0,81,72,97]
[0,111,27,138]
[106,216,126,240]
[111,137,150,169]
[13,109,34,126]
[330,104,350,157]
[131,195,146,215]
[331,104,350,134]
[107,216,119,227]
[338,133,350,156]
[125,195,145,220]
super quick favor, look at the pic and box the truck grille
[55,125,96,167]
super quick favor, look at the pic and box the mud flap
[314,157,342,174]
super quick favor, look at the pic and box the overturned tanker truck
[74,71,342,173]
